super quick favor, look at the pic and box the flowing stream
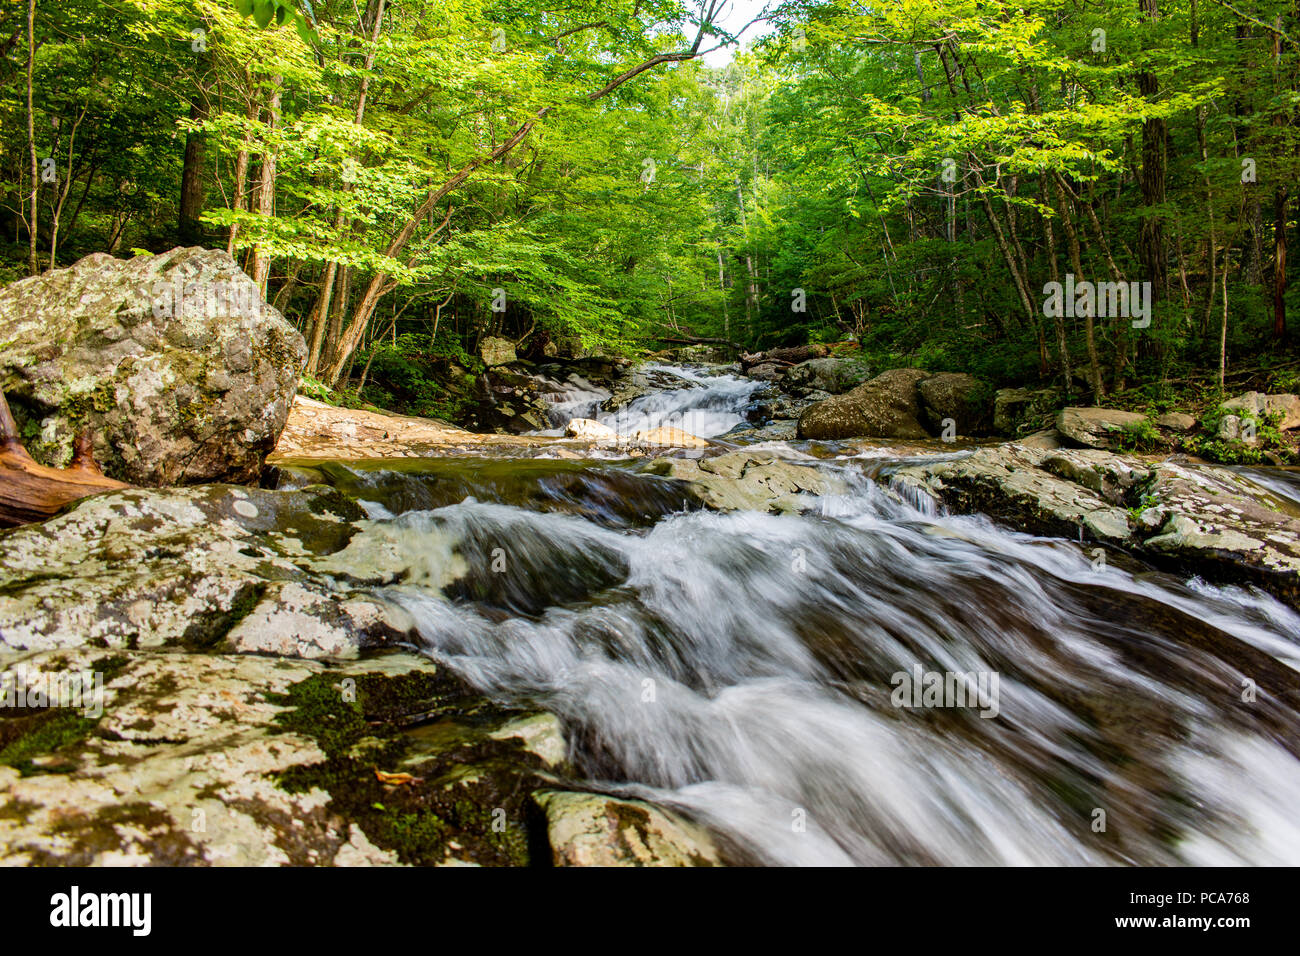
[299,366,1300,865]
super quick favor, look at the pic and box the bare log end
[0,391,130,528]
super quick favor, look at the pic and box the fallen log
[0,390,129,527]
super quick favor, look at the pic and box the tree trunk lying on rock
[740,343,829,369]
[0,391,128,527]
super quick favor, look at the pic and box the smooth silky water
[290,366,1300,865]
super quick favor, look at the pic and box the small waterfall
[598,364,762,438]
[336,454,1300,866]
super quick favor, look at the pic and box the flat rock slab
[892,444,1300,607]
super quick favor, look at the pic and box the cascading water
[311,366,1300,865]
[594,364,763,438]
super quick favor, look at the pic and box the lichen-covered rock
[479,336,517,367]
[891,445,1138,547]
[1220,391,1300,430]
[1056,407,1148,449]
[796,368,931,440]
[646,450,846,513]
[0,247,306,485]
[783,356,872,395]
[0,649,568,866]
[917,372,989,436]
[0,484,415,659]
[534,791,722,866]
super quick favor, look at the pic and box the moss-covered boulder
[796,368,931,440]
[0,247,305,485]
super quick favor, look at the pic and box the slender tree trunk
[1274,185,1288,340]
[249,75,282,294]
[24,0,38,275]
[179,64,212,245]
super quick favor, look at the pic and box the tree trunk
[249,76,282,293]
[179,65,212,245]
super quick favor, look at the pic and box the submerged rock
[534,791,722,866]
[0,247,305,485]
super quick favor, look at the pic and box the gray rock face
[1221,391,1300,430]
[1155,412,1197,431]
[0,484,417,659]
[796,368,931,440]
[0,247,305,485]
[784,356,872,395]
[645,450,846,513]
[917,372,988,436]
[993,387,1059,437]
[479,336,517,367]
[0,648,573,866]
[1056,407,1149,449]
[892,444,1300,607]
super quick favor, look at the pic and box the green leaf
[252,0,275,29]
[235,0,254,16]
[294,10,316,46]
[275,3,289,26]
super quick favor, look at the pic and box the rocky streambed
[2,253,1300,866]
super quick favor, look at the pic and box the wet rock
[565,418,617,441]
[917,372,989,436]
[0,247,305,485]
[993,387,1059,437]
[891,444,1300,607]
[646,450,846,512]
[0,484,414,659]
[629,426,709,449]
[796,368,930,440]
[533,791,722,866]
[891,445,1137,546]
[479,336,517,367]
[1056,407,1149,449]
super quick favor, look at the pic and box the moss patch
[269,667,554,866]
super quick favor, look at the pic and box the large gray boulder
[1056,407,1149,449]
[0,248,305,485]
[796,368,930,440]
[917,372,989,436]
[1220,391,1300,430]
[783,356,872,395]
